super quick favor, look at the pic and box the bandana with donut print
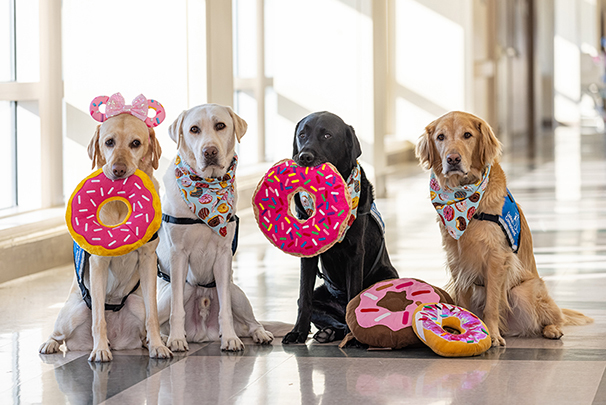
[299,161,362,243]
[430,165,491,240]
[174,154,237,237]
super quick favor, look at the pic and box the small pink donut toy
[412,303,491,357]
[145,99,166,128]
[66,169,162,256]
[252,159,352,257]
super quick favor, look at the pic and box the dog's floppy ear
[87,125,106,169]
[347,125,362,161]
[415,120,436,170]
[227,107,248,142]
[148,127,162,170]
[168,110,187,149]
[292,117,305,158]
[476,118,502,166]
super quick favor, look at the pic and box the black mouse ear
[348,125,362,160]
[292,117,305,158]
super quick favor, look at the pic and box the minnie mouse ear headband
[89,92,166,128]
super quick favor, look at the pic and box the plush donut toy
[343,278,454,349]
[66,169,162,256]
[412,303,491,357]
[252,159,351,257]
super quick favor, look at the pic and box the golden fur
[416,111,592,347]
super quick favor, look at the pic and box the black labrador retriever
[282,111,399,344]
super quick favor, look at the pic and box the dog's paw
[39,339,61,354]
[167,335,189,352]
[542,324,564,339]
[88,348,113,362]
[149,344,173,359]
[313,327,346,343]
[221,336,244,351]
[282,330,309,344]
[251,328,274,345]
[491,334,506,347]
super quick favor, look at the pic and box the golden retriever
[415,111,592,346]
[40,113,172,361]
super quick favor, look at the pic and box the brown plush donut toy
[341,278,454,349]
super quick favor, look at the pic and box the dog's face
[169,104,247,178]
[415,111,501,187]
[87,113,162,180]
[292,111,362,179]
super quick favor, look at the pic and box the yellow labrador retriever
[415,111,592,346]
[40,113,171,361]
[156,104,274,352]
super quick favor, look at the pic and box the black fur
[282,112,399,344]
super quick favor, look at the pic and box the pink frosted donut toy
[252,159,352,257]
[412,303,491,357]
[354,278,441,331]
[145,99,166,128]
[66,168,162,256]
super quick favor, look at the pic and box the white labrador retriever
[157,104,273,351]
[40,113,172,361]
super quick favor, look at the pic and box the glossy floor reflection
[2,128,606,404]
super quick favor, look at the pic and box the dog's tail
[260,321,293,338]
[561,308,593,326]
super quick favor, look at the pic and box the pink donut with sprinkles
[90,95,110,122]
[66,169,162,256]
[145,99,166,128]
[354,278,441,331]
[412,303,491,357]
[252,159,352,257]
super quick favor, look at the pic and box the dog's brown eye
[190,126,200,134]
[105,139,114,147]
[131,140,141,148]
[299,132,306,139]
[464,132,472,139]
[215,122,226,131]
[324,133,332,139]
[437,134,445,141]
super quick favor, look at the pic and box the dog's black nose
[112,163,127,178]
[203,146,218,159]
[447,153,461,166]
[298,151,315,165]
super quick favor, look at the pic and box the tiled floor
[1,126,606,404]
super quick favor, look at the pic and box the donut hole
[376,291,414,312]
[441,317,464,335]
[147,107,157,119]
[99,104,106,115]
[98,199,130,227]
[290,191,316,220]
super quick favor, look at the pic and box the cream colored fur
[40,114,171,361]
[416,111,593,347]
[156,104,275,352]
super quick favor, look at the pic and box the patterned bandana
[430,165,491,240]
[300,161,362,243]
[174,154,237,237]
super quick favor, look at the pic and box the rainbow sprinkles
[252,159,352,257]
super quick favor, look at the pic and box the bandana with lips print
[430,165,491,240]
[174,154,237,237]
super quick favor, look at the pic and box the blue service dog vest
[474,189,521,253]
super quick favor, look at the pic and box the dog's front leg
[167,249,189,351]
[88,256,112,362]
[282,256,319,344]
[484,257,508,347]
[213,252,243,351]
[138,243,172,358]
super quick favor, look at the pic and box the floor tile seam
[227,352,296,400]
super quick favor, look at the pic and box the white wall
[62,0,206,196]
